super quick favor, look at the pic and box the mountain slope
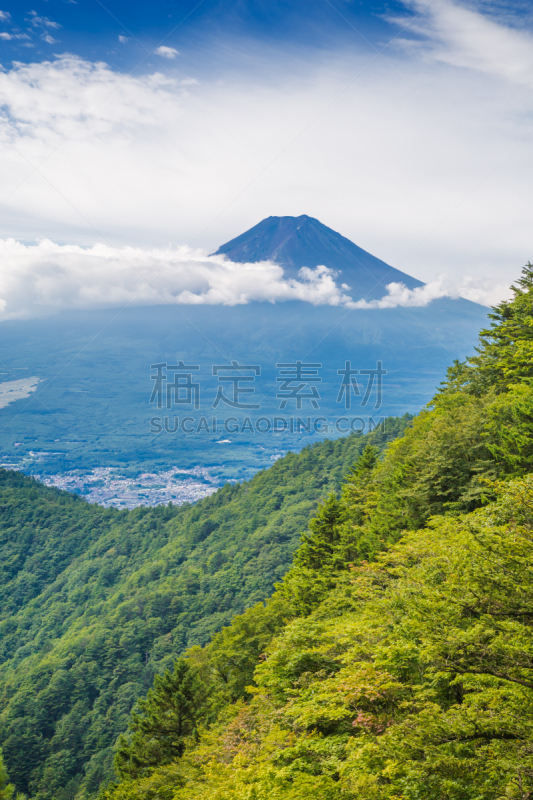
[214,215,424,298]
[101,265,533,800]
[0,470,118,615]
[0,420,408,799]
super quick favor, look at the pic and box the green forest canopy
[98,264,533,800]
[0,416,408,799]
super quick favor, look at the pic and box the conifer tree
[280,492,344,614]
[114,660,210,780]
[282,446,381,613]
[341,444,379,522]
[293,492,344,571]
[443,262,533,394]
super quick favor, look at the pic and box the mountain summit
[214,215,423,300]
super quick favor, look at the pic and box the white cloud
[450,275,513,307]
[154,45,179,59]
[41,34,57,44]
[27,12,61,29]
[350,274,514,309]
[0,237,504,320]
[0,10,10,21]
[392,0,533,86]
[0,32,31,41]
[349,280,451,309]
[0,239,356,319]
[118,35,129,44]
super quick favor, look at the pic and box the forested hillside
[0,419,408,799]
[97,264,533,800]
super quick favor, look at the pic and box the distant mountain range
[214,215,423,298]
[0,216,490,496]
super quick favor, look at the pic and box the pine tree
[114,660,210,780]
[333,444,382,562]
[293,492,344,572]
[281,447,381,614]
[442,262,533,394]
[341,444,379,523]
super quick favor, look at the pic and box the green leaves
[0,751,14,800]
[441,262,533,395]
[110,477,533,800]
[115,660,210,780]
[100,263,533,800]
[0,426,408,799]
[233,480,533,799]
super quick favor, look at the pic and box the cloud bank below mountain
[0,238,506,319]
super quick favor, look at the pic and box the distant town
[36,466,221,509]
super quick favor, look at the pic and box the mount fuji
[0,216,489,490]
[215,214,423,298]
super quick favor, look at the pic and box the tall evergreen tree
[443,262,533,394]
[114,660,210,780]
[282,446,382,613]
[341,444,379,524]
[293,492,344,572]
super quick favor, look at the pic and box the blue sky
[2,1,530,71]
[0,0,532,315]
[0,1,412,67]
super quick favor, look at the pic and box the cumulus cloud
[118,35,129,43]
[350,275,513,309]
[154,45,179,59]
[451,275,513,307]
[0,10,10,21]
[0,238,502,319]
[0,239,355,319]
[349,280,451,309]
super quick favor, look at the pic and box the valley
[0,218,489,501]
